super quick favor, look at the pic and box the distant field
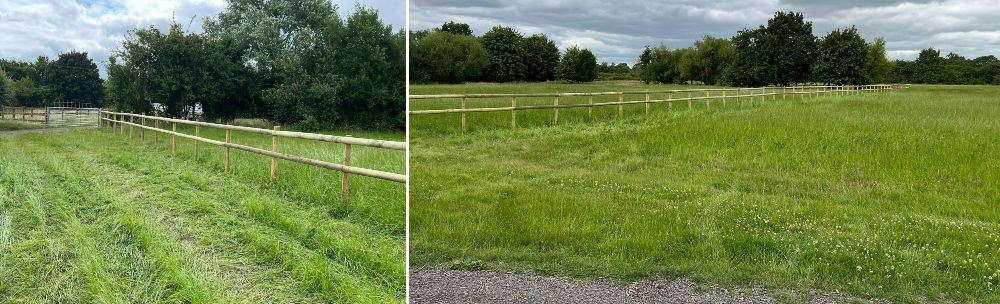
[0,121,49,131]
[0,127,405,303]
[410,82,1000,302]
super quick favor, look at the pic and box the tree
[636,45,683,84]
[331,6,405,129]
[440,21,473,36]
[481,26,526,82]
[728,28,769,87]
[865,38,891,84]
[0,69,12,107]
[686,36,734,85]
[761,12,816,85]
[410,31,489,83]
[49,51,104,106]
[558,47,597,82]
[520,34,560,81]
[812,27,868,85]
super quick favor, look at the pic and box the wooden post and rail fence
[410,84,907,131]
[99,111,406,205]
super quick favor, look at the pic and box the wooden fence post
[271,126,280,181]
[225,129,231,173]
[129,116,134,139]
[553,96,559,125]
[618,93,624,117]
[461,97,467,132]
[154,119,159,143]
[511,97,517,129]
[645,92,650,115]
[588,96,593,120]
[171,122,177,154]
[141,117,145,141]
[194,125,200,160]
[688,92,693,110]
[722,90,727,106]
[342,140,352,206]
[668,92,673,110]
[706,91,711,110]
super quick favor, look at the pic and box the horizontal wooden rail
[410,84,905,130]
[102,111,406,151]
[99,111,405,205]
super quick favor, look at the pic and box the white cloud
[0,0,405,77]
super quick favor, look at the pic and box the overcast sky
[412,0,1000,65]
[0,0,405,77]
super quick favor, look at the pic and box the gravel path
[411,267,885,304]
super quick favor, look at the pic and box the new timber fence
[410,84,907,131]
[1,107,101,127]
[100,111,406,205]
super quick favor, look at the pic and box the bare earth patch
[410,266,888,304]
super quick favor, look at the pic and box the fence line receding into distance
[410,84,908,131]
[100,111,406,205]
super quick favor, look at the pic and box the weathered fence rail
[100,111,406,205]
[0,107,100,127]
[410,84,906,131]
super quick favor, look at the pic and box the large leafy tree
[636,45,683,84]
[761,11,816,85]
[108,23,257,121]
[728,28,769,87]
[332,6,405,129]
[686,36,734,85]
[812,27,868,85]
[520,34,561,82]
[481,26,526,82]
[49,51,103,106]
[558,46,597,82]
[440,21,473,36]
[865,38,892,84]
[410,31,489,83]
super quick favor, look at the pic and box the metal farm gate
[1,106,101,127]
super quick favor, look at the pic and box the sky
[411,0,1000,65]
[0,0,406,77]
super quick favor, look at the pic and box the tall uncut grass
[0,126,405,303]
[410,82,1000,302]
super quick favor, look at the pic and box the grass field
[0,125,405,303]
[410,82,1000,302]
[0,121,49,131]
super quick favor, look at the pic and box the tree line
[2,0,404,131]
[0,52,104,108]
[410,22,598,83]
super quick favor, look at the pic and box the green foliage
[813,27,868,85]
[865,38,892,84]
[596,62,634,80]
[557,47,597,82]
[0,69,11,106]
[410,31,489,83]
[49,52,104,106]
[762,12,816,85]
[521,34,561,82]
[481,26,526,82]
[108,23,257,121]
[728,28,769,87]
[636,45,682,84]
[685,36,734,85]
[440,21,473,36]
[331,6,405,129]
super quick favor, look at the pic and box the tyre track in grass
[59,130,403,302]
[0,139,125,303]
[89,132,405,302]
